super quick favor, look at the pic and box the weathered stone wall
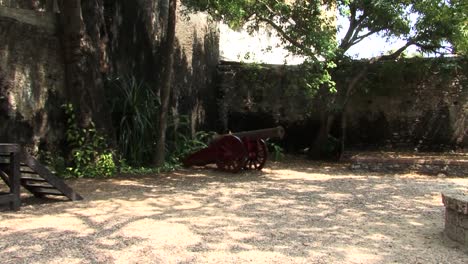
[217,58,468,151]
[0,1,219,152]
[98,0,219,132]
[343,58,467,151]
[0,7,66,152]
[172,9,219,132]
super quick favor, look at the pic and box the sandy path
[1,158,467,263]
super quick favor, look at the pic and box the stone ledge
[442,192,468,248]
[347,152,468,176]
[352,156,468,166]
[442,192,468,215]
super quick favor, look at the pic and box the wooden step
[2,150,83,201]
[27,187,64,196]
[20,175,46,182]
[21,152,83,201]
[0,169,10,187]
[22,182,54,188]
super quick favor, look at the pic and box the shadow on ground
[1,158,467,263]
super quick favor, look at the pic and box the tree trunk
[309,112,335,159]
[154,0,177,166]
[336,64,370,160]
[58,0,113,134]
[309,61,370,160]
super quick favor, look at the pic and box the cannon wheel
[215,135,247,173]
[244,139,268,170]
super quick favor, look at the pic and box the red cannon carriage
[182,126,285,173]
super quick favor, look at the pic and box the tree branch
[377,40,415,61]
[257,16,314,57]
[350,29,380,46]
[340,5,358,51]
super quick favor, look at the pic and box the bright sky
[337,15,419,59]
[219,14,419,64]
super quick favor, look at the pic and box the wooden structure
[0,144,21,210]
[0,145,82,210]
[183,126,285,173]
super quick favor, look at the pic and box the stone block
[465,232,468,249]
[445,209,458,225]
[442,192,468,214]
[442,192,468,247]
[445,224,465,244]
[461,215,468,229]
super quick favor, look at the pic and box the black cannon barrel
[214,126,285,142]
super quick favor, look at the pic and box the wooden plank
[22,182,54,188]
[0,168,10,187]
[20,169,40,174]
[0,144,21,153]
[9,151,21,210]
[20,175,46,181]
[21,152,83,201]
[27,188,63,196]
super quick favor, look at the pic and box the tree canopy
[183,0,467,65]
[182,0,467,157]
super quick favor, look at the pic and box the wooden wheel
[244,139,268,170]
[215,135,247,173]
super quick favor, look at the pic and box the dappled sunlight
[1,159,467,263]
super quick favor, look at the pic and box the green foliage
[168,130,213,164]
[62,103,116,178]
[350,57,467,96]
[38,150,67,176]
[119,160,179,175]
[166,115,215,165]
[183,0,337,90]
[106,76,159,166]
[184,0,467,92]
[266,140,284,161]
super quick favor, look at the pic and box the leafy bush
[168,130,214,165]
[266,140,284,161]
[63,103,116,177]
[164,115,214,165]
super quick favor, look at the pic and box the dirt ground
[1,157,467,263]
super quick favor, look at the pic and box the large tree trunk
[308,63,369,161]
[58,0,113,134]
[308,112,336,159]
[154,0,177,166]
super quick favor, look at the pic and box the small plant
[119,160,180,175]
[63,103,116,178]
[168,130,214,165]
[164,115,215,166]
[39,150,67,176]
[266,140,284,161]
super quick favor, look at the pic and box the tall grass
[106,76,159,166]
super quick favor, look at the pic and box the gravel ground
[1,158,467,263]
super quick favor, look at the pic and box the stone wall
[217,58,468,151]
[343,58,467,151]
[172,9,219,133]
[0,6,66,152]
[0,2,220,152]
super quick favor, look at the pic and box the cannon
[182,126,285,173]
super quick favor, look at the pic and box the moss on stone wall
[0,1,220,154]
[0,15,66,152]
[218,58,468,151]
